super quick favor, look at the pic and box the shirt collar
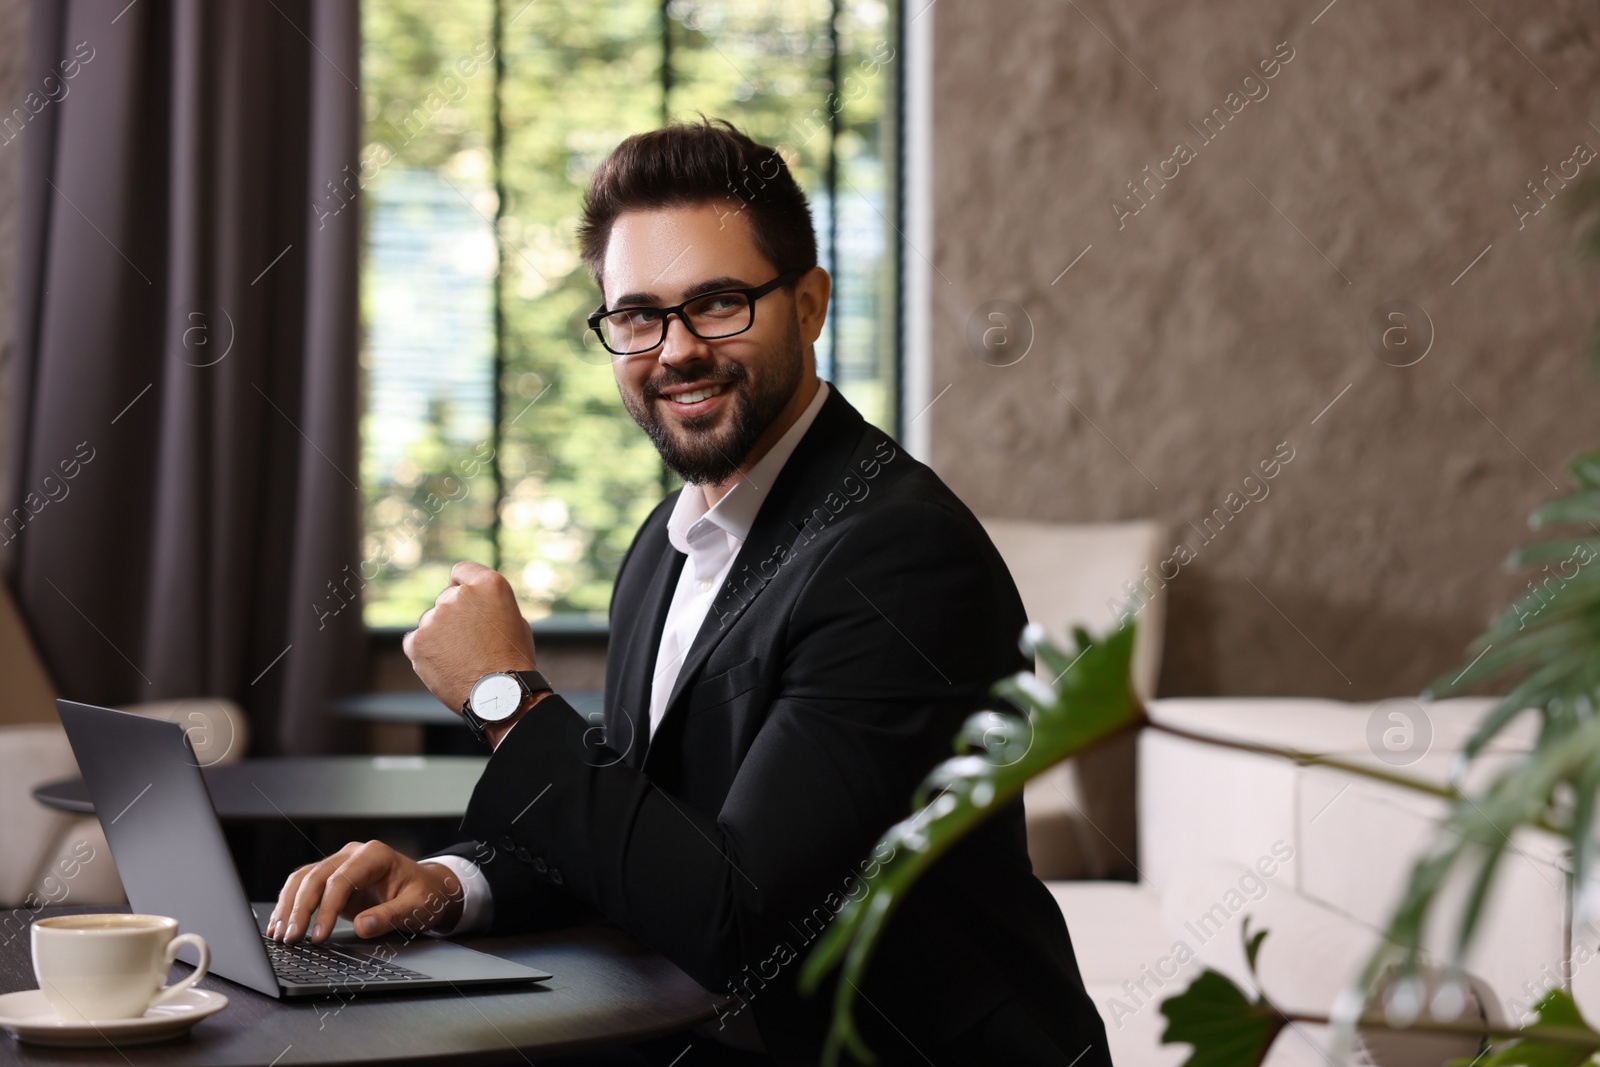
[666,378,831,553]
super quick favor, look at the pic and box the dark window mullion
[658,0,674,495]
[890,0,904,439]
[490,0,508,571]
[661,0,674,122]
[826,0,840,383]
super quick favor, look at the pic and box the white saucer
[0,987,228,1047]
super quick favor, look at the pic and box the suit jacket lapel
[641,385,869,769]
[608,534,685,771]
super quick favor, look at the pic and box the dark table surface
[0,905,729,1065]
[31,757,491,821]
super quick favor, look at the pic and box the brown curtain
[3,0,365,754]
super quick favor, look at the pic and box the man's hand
[267,840,464,944]
[403,560,537,713]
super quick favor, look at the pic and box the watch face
[469,673,524,722]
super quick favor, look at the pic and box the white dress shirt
[425,380,831,936]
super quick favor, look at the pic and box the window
[359,0,902,628]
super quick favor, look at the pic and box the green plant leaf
[1159,970,1284,1067]
[1462,990,1600,1067]
[799,621,1143,1066]
[1428,444,1600,762]
[1359,716,1600,1007]
[1530,491,1600,528]
[1565,450,1600,490]
[1242,917,1268,980]
[1505,536,1600,569]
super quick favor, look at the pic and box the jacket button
[533,857,547,873]
[497,835,515,852]
[515,847,532,864]
[549,869,563,885]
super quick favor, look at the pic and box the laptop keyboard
[263,935,428,986]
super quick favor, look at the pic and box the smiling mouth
[668,383,729,404]
[656,379,735,416]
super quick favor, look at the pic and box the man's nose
[656,314,711,368]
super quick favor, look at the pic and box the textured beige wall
[0,0,26,510]
[929,0,1600,699]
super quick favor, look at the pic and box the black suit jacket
[446,384,1111,1065]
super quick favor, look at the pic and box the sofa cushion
[1147,696,1534,758]
[1139,725,1299,891]
[1050,881,1191,1067]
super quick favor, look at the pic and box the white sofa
[1049,694,1560,1066]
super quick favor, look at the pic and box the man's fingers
[284,842,364,943]
[450,560,491,586]
[269,865,313,938]
[284,862,334,943]
[352,894,425,939]
[306,852,377,942]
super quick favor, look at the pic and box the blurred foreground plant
[797,620,1145,1065]
[800,561,1600,1065]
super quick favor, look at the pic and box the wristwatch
[461,669,553,746]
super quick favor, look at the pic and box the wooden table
[31,757,490,822]
[0,905,729,1065]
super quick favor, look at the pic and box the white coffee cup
[32,913,210,1022]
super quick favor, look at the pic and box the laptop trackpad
[251,902,362,941]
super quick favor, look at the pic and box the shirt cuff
[419,855,493,937]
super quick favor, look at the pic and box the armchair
[0,581,249,908]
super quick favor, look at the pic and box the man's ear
[795,266,831,347]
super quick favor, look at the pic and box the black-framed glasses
[586,267,805,357]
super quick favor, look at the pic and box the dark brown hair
[576,115,818,302]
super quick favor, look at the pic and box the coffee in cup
[31,913,210,1022]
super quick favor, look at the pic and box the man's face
[602,200,826,485]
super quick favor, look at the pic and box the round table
[0,905,734,1065]
[32,756,490,822]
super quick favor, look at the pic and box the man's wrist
[416,861,466,934]
[485,687,554,750]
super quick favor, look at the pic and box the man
[270,118,1111,1066]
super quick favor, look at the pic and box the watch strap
[513,670,553,698]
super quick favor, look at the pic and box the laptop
[55,699,552,998]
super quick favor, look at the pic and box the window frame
[362,0,911,641]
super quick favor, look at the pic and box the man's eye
[694,295,744,315]
[616,308,662,327]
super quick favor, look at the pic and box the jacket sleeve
[457,499,1028,990]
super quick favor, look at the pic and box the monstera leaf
[1159,971,1284,1067]
[1427,449,1600,764]
[1378,451,1600,1006]
[1160,921,1285,1067]
[1354,714,1600,1009]
[1459,991,1600,1067]
[799,621,1142,1066]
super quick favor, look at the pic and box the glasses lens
[683,292,754,339]
[600,308,665,355]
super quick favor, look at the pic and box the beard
[620,310,804,485]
